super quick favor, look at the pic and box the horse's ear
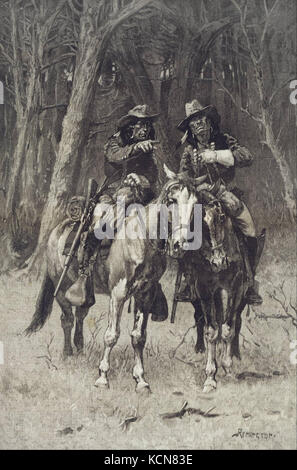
[163,163,176,180]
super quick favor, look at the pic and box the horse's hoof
[135,383,151,395]
[94,377,109,389]
[75,347,84,356]
[63,348,73,358]
[222,369,234,379]
[203,385,216,393]
[203,379,217,393]
[195,344,205,355]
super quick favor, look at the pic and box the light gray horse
[25,166,207,392]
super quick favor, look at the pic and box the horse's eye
[168,198,175,204]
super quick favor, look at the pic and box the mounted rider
[176,99,264,305]
[65,105,164,311]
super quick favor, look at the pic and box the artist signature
[232,429,277,440]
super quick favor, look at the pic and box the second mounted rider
[176,99,264,305]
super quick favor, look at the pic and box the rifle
[54,141,160,298]
[54,176,109,298]
[170,265,183,324]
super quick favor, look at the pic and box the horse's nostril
[173,241,180,251]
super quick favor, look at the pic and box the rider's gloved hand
[133,140,155,153]
[199,149,217,164]
[124,173,141,187]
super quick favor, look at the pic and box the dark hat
[117,104,159,129]
[177,99,220,132]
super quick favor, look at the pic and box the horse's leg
[74,306,89,353]
[131,284,156,393]
[56,292,74,357]
[95,281,126,389]
[231,301,246,360]
[193,299,205,354]
[221,273,244,375]
[131,308,150,393]
[201,291,219,393]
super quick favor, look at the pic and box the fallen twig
[174,356,199,368]
[160,401,219,420]
[236,371,282,381]
[119,415,139,432]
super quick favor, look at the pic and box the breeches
[217,186,256,238]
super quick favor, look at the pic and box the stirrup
[175,284,194,302]
[245,286,263,305]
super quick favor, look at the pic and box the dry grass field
[0,230,296,450]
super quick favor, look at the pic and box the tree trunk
[5,64,42,226]
[28,36,101,270]
[114,31,172,173]
[29,0,154,271]
[263,111,296,223]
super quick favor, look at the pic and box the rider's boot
[65,231,99,308]
[231,201,265,306]
[151,282,169,322]
[245,232,265,305]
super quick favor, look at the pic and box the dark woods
[0,0,295,272]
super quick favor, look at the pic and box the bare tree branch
[0,43,14,64]
[202,76,263,124]
[41,52,75,72]
[261,0,280,46]
[67,0,81,16]
[42,0,68,39]
[263,0,269,16]
[231,0,260,63]
[39,103,68,112]
[269,77,295,105]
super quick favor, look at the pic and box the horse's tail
[25,270,55,335]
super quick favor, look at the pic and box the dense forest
[0,0,295,273]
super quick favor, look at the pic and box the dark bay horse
[25,166,207,392]
[184,189,259,393]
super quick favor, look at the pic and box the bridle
[203,198,225,252]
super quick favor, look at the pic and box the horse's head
[160,164,207,259]
[198,189,228,271]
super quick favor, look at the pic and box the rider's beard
[195,128,211,147]
[132,127,150,142]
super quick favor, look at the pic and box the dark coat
[179,131,253,186]
[104,132,160,196]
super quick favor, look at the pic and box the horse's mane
[157,174,196,204]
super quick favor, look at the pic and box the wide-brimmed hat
[177,99,220,131]
[117,104,159,129]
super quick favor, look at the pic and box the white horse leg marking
[95,279,126,388]
[219,288,234,374]
[221,275,243,375]
[203,320,219,393]
[221,322,235,374]
[131,310,150,392]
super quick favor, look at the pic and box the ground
[0,231,296,450]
